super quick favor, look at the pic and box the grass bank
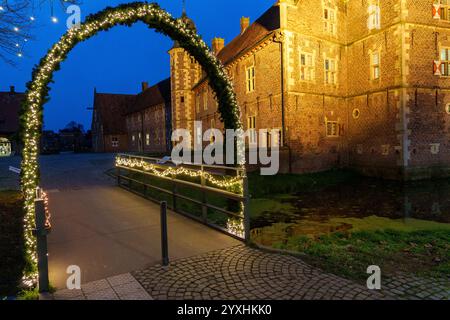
[0,190,27,297]
[273,227,450,282]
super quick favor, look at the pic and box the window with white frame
[300,52,315,81]
[368,4,381,30]
[112,137,119,148]
[324,58,337,85]
[246,66,256,93]
[146,133,150,146]
[326,121,339,137]
[371,51,381,80]
[271,128,283,148]
[209,118,215,143]
[439,0,450,20]
[196,93,200,113]
[203,89,208,111]
[440,47,450,76]
[247,115,257,144]
[323,7,336,34]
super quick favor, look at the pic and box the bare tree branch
[0,0,81,65]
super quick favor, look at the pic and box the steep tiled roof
[217,5,280,65]
[93,92,136,135]
[127,78,171,115]
[0,91,25,134]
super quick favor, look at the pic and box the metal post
[160,201,169,266]
[172,177,177,211]
[200,165,207,223]
[243,173,251,244]
[34,197,50,293]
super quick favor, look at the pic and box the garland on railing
[115,156,244,192]
[19,2,242,277]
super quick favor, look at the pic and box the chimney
[240,17,250,34]
[141,82,149,92]
[9,86,15,93]
[212,38,225,55]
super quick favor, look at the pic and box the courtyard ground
[2,153,449,300]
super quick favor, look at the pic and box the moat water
[250,177,450,246]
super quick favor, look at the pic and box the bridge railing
[115,154,250,241]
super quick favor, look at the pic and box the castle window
[324,58,337,85]
[445,103,450,114]
[247,115,257,144]
[271,128,283,148]
[132,135,136,142]
[246,66,256,93]
[326,121,339,137]
[300,53,314,81]
[439,1,450,20]
[180,96,185,103]
[112,137,119,148]
[323,7,336,34]
[210,118,215,143]
[440,48,450,76]
[146,133,150,146]
[196,93,200,113]
[371,51,381,80]
[368,4,381,30]
[203,89,208,111]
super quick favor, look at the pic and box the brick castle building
[93,1,450,180]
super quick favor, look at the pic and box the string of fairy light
[116,156,244,192]
[20,2,243,280]
[116,155,246,238]
[0,0,77,58]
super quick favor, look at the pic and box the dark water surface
[251,177,450,245]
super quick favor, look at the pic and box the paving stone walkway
[132,245,389,300]
[383,274,449,300]
[53,273,152,300]
[53,245,449,300]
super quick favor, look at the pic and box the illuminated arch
[20,2,242,264]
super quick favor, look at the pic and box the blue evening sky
[0,0,274,131]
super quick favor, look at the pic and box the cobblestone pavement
[53,245,449,300]
[132,245,390,300]
[53,273,152,300]
[384,274,449,300]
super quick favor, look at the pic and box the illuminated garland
[116,156,243,192]
[19,2,242,275]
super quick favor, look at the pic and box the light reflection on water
[250,177,450,246]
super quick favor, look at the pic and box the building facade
[167,0,450,180]
[91,90,135,153]
[0,86,24,156]
[126,78,172,154]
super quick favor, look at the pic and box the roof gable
[217,5,281,65]
[94,92,136,135]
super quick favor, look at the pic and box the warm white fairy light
[21,2,243,276]
[116,155,243,191]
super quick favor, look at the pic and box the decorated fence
[115,154,249,241]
